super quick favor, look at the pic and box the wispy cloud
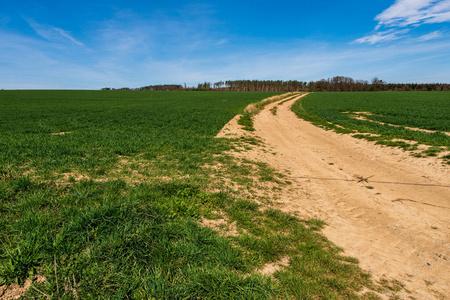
[354,29,410,44]
[26,18,85,47]
[355,0,450,44]
[415,30,444,40]
[376,0,450,27]
[53,28,84,46]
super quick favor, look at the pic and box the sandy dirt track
[218,94,449,299]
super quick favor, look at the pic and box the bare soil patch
[0,276,47,300]
[218,94,449,299]
[258,256,290,276]
[201,216,241,237]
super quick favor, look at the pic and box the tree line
[102,77,450,92]
[305,77,449,92]
[196,78,449,92]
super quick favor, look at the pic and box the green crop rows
[1,90,386,299]
[0,91,282,176]
[292,92,450,160]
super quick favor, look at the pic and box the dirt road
[219,94,450,299]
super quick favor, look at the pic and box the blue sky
[1,0,449,89]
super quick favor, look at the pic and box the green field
[292,92,450,159]
[1,90,393,299]
[0,90,280,176]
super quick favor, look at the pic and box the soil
[0,276,47,300]
[218,94,450,299]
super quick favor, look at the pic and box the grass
[0,90,394,299]
[237,112,255,131]
[291,92,450,159]
[238,92,302,131]
[2,179,276,298]
[269,106,278,115]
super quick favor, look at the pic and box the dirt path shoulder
[218,94,449,299]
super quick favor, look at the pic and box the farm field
[292,92,450,160]
[0,91,386,299]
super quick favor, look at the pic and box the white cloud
[355,0,450,44]
[354,29,410,44]
[53,28,84,46]
[376,0,450,27]
[415,30,444,40]
[26,18,85,47]
[424,10,450,22]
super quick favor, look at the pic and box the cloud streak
[26,18,85,47]
[355,0,450,44]
[354,29,411,44]
[376,0,450,27]
[415,30,444,40]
